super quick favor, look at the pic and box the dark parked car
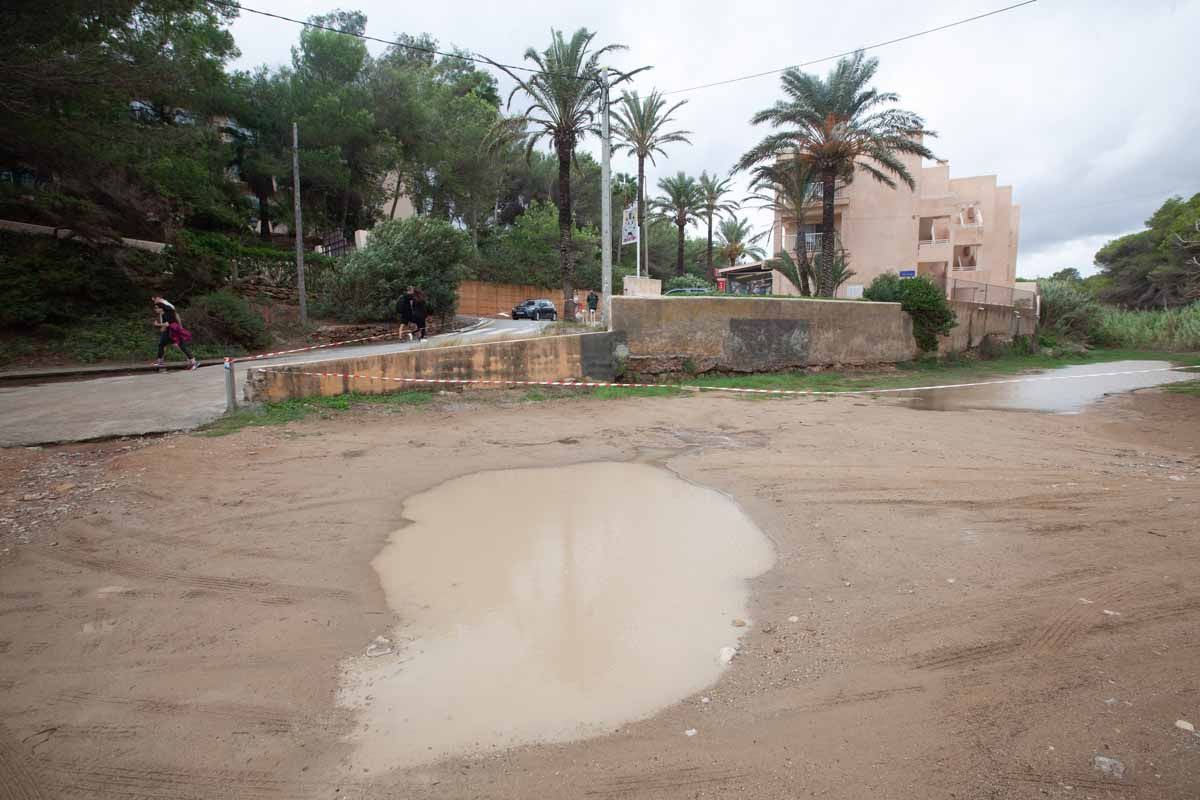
[511,298,557,320]
[664,287,710,296]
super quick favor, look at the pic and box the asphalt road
[0,319,547,446]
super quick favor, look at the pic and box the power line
[205,0,558,78]
[661,0,1039,95]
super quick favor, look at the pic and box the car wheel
[550,313,557,321]
[532,310,540,321]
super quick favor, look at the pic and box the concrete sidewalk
[0,319,544,446]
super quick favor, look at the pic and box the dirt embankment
[0,388,1197,799]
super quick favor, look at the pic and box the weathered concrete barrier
[940,300,1037,353]
[245,332,618,403]
[610,296,916,373]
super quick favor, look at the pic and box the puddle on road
[906,360,1195,414]
[338,461,774,774]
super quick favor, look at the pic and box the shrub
[1038,278,1101,341]
[185,290,268,350]
[665,275,712,292]
[314,218,470,322]
[862,272,904,303]
[900,276,957,352]
[1093,302,1200,351]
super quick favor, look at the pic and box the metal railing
[950,278,1037,310]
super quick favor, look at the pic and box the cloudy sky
[228,0,1199,277]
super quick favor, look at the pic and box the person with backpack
[396,285,415,340]
[586,290,599,323]
[151,295,198,370]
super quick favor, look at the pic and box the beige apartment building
[771,150,1022,304]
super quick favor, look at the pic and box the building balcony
[954,226,984,246]
[800,184,850,206]
[784,231,843,254]
[917,239,951,262]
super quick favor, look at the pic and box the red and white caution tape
[255,363,1200,398]
[231,330,402,363]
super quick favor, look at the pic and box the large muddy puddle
[906,360,1196,414]
[338,462,774,773]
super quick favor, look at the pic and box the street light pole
[292,121,308,326]
[600,69,613,330]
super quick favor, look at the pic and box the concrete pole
[223,357,238,413]
[292,122,308,326]
[600,69,613,330]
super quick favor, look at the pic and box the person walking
[586,290,599,323]
[410,288,428,340]
[152,296,198,370]
[396,285,416,340]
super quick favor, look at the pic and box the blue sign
[899,269,916,278]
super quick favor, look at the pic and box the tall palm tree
[651,172,704,276]
[716,217,767,266]
[744,158,823,296]
[612,90,691,276]
[696,172,739,278]
[737,51,934,296]
[490,29,646,319]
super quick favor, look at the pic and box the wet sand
[0,386,1198,798]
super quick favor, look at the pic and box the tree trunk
[675,219,685,276]
[637,156,646,276]
[819,170,837,297]
[705,212,714,279]
[795,245,813,296]
[557,138,576,321]
[256,187,272,241]
[389,173,404,219]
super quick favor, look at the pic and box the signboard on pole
[620,203,639,245]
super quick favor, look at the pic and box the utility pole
[292,121,308,326]
[600,69,613,330]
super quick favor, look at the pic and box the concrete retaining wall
[940,300,1037,353]
[610,296,915,373]
[245,332,618,403]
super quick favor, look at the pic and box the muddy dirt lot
[1,388,1198,799]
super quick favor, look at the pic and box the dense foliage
[1093,194,1200,309]
[865,273,956,352]
[185,290,268,349]
[315,218,469,322]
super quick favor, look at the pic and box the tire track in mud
[0,725,47,800]
[40,761,315,800]
[584,766,746,797]
[48,690,302,735]
[32,549,354,606]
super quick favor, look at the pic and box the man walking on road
[396,285,416,340]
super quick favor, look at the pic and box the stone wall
[610,296,915,373]
[245,332,618,403]
[939,300,1037,353]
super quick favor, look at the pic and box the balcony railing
[784,232,842,252]
[919,236,951,248]
[800,184,848,205]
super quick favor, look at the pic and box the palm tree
[696,172,739,279]
[737,51,934,297]
[744,158,823,296]
[490,29,646,319]
[716,217,767,267]
[612,90,691,276]
[651,172,704,276]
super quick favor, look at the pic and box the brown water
[906,360,1196,414]
[338,462,774,773]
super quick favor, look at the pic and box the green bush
[185,290,268,349]
[862,272,904,303]
[903,276,957,351]
[665,275,712,292]
[1093,302,1200,351]
[314,218,469,322]
[1038,278,1102,341]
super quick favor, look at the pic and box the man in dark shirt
[586,290,599,322]
[396,285,416,340]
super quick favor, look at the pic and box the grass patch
[199,390,433,436]
[1162,379,1200,396]
[591,385,681,399]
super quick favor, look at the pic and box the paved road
[0,319,546,446]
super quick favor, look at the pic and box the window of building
[919,217,951,244]
[953,245,979,270]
